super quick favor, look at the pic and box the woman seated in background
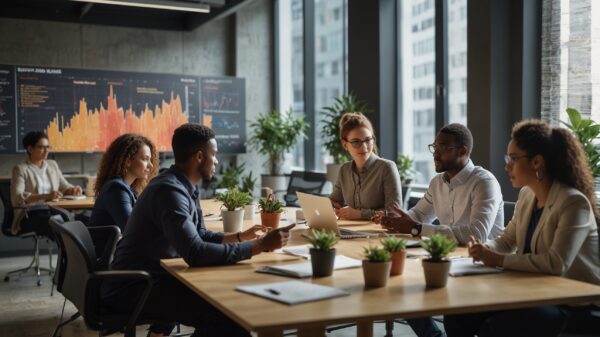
[11,131,82,236]
[90,133,158,231]
[444,119,600,337]
[329,112,402,220]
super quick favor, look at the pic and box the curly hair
[339,112,379,155]
[22,131,48,156]
[94,134,159,196]
[511,119,599,224]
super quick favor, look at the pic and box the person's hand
[336,206,362,220]
[46,191,63,200]
[380,206,416,234]
[254,223,295,254]
[240,224,267,241]
[331,199,342,210]
[468,235,503,267]
[64,186,82,196]
[372,210,385,224]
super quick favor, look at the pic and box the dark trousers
[20,209,57,241]
[444,306,566,337]
[106,275,250,337]
[407,317,445,337]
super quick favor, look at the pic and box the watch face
[411,227,418,235]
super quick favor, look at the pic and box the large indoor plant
[320,93,372,183]
[215,188,253,233]
[258,193,285,229]
[248,109,309,192]
[304,229,339,277]
[362,246,392,287]
[381,236,407,276]
[420,234,457,288]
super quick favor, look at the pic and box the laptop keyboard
[339,228,370,239]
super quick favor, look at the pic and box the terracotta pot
[390,250,406,276]
[222,209,244,233]
[310,248,336,277]
[260,211,282,229]
[362,260,392,287]
[422,259,451,288]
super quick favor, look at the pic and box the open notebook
[449,257,503,276]
[257,255,362,278]
[236,280,350,305]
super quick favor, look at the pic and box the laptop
[296,192,371,239]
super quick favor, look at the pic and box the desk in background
[47,197,95,210]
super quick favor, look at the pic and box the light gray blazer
[10,159,73,234]
[487,182,600,286]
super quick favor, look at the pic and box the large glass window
[447,0,467,124]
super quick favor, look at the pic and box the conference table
[47,196,95,210]
[160,200,600,337]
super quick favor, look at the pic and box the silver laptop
[296,192,370,239]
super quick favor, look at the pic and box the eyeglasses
[34,145,51,150]
[428,144,457,154]
[344,137,375,149]
[504,154,529,165]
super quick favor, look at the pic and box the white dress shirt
[406,160,504,245]
[30,161,51,194]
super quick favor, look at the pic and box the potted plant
[239,171,256,196]
[258,193,285,229]
[381,236,407,276]
[395,154,415,186]
[561,108,600,206]
[362,246,392,287]
[218,162,246,190]
[420,234,457,288]
[215,188,253,233]
[248,109,309,193]
[303,229,339,277]
[320,93,372,184]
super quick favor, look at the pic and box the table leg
[357,321,373,337]
[297,326,326,337]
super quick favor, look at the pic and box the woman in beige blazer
[11,131,82,235]
[445,120,600,337]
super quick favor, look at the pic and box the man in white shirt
[377,123,504,337]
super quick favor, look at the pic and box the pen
[266,288,280,295]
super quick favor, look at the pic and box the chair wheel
[3,276,8,282]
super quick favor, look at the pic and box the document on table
[274,244,311,259]
[256,255,362,278]
[449,257,503,276]
[236,280,350,305]
[61,195,87,200]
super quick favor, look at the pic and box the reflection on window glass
[448,0,467,125]
[278,0,304,169]
[315,0,347,171]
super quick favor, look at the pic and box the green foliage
[363,246,391,262]
[395,154,415,184]
[303,229,338,251]
[239,171,256,194]
[561,108,600,177]
[218,162,246,190]
[381,236,407,253]
[320,93,373,164]
[258,194,284,213]
[248,109,309,175]
[215,188,253,211]
[420,234,457,262]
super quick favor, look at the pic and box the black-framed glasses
[428,144,457,154]
[504,154,529,165]
[345,137,375,149]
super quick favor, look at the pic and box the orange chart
[46,85,188,152]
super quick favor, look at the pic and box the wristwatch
[410,223,423,236]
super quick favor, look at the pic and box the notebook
[61,195,86,200]
[256,255,362,278]
[236,280,350,305]
[449,257,503,276]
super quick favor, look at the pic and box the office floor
[0,254,426,337]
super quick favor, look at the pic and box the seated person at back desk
[329,112,402,220]
[375,123,504,337]
[103,124,293,337]
[10,131,82,237]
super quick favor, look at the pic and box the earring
[535,170,543,181]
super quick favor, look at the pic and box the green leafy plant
[258,193,284,213]
[395,154,415,184]
[561,108,600,177]
[320,93,373,164]
[248,109,309,176]
[218,162,246,190]
[420,234,457,262]
[303,229,339,251]
[381,236,407,253]
[239,171,256,194]
[215,188,253,211]
[363,246,391,262]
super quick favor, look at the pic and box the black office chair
[283,170,327,207]
[0,180,72,286]
[50,220,152,337]
[503,201,516,227]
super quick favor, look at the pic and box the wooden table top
[47,196,95,210]
[161,200,600,335]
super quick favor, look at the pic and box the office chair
[503,201,516,227]
[0,180,72,286]
[283,171,327,207]
[50,220,152,337]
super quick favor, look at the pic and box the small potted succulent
[258,193,285,229]
[420,233,457,288]
[215,188,253,233]
[381,236,407,276]
[303,229,339,277]
[362,246,392,287]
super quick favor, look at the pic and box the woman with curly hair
[90,133,158,231]
[445,119,600,337]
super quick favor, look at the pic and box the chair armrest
[88,226,121,270]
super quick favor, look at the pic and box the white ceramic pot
[222,209,244,233]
